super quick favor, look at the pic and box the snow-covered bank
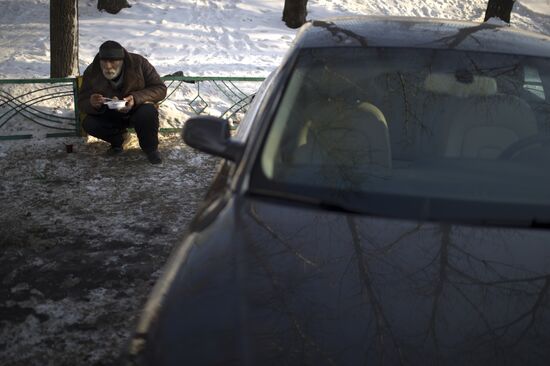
[0,0,549,79]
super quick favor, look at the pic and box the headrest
[424,72,497,98]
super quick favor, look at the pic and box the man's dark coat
[78,47,167,115]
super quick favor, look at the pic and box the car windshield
[251,47,550,224]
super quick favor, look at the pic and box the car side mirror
[182,116,244,161]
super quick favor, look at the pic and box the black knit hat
[99,40,124,60]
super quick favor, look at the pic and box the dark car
[126,16,550,365]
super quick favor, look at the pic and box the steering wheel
[498,135,550,159]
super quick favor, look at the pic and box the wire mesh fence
[0,75,264,140]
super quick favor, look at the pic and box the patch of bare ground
[0,133,218,365]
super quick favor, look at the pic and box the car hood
[131,196,550,366]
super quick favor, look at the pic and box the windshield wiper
[249,189,550,229]
[249,189,365,215]
[316,199,364,214]
[478,218,550,230]
[530,219,550,229]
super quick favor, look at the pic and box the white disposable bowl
[106,100,126,109]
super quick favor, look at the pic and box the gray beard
[108,68,125,91]
[102,64,123,80]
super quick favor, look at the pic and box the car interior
[257,47,550,212]
[420,71,538,159]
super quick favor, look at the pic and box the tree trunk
[484,0,515,23]
[97,0,132,15]
[283,0,308,29]
[50,0,79,78]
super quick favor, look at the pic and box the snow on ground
[0,0,549,79]
[521,0,550,14]
[1,0,550,365]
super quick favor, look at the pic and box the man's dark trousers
[82,104,159,152]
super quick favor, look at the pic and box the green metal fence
[0,75,265,140]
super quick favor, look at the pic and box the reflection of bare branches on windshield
[449,243,535,285]
[382,72,426,143]
[306,51,373,99]
[414,224,550,361]
[347,216,406,365]
[247,237,337,365]
[398,72,413,140]
[450,282,499,338]
[372,223,423,256]
[302,109,392,188]
[447,238,549,292]
[311,20,369,47]
[249,203,318,266]
[319,64,369,97]
[466,276,550,351]
[434,23,499,49]
[507,277,550,346]
[457,273,550,287]
[463,54,524,95]
[465,53,521,78]
[424,224,451,359]
[244,204,550,362]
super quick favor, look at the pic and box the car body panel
[127,16,550,365]
[133,196,550,365]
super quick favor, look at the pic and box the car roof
[294,16,550,57]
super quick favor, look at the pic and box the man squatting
[78,40,167,164]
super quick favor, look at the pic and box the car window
[233,70,277,143]
[251,47,550,223]
[523,65,546,100]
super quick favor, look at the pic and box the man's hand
[118,95,135,114]
[90,93,104,109]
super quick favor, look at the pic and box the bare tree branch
[346,216,406,365]
[247,231,337,365]
[249,204,318,267]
